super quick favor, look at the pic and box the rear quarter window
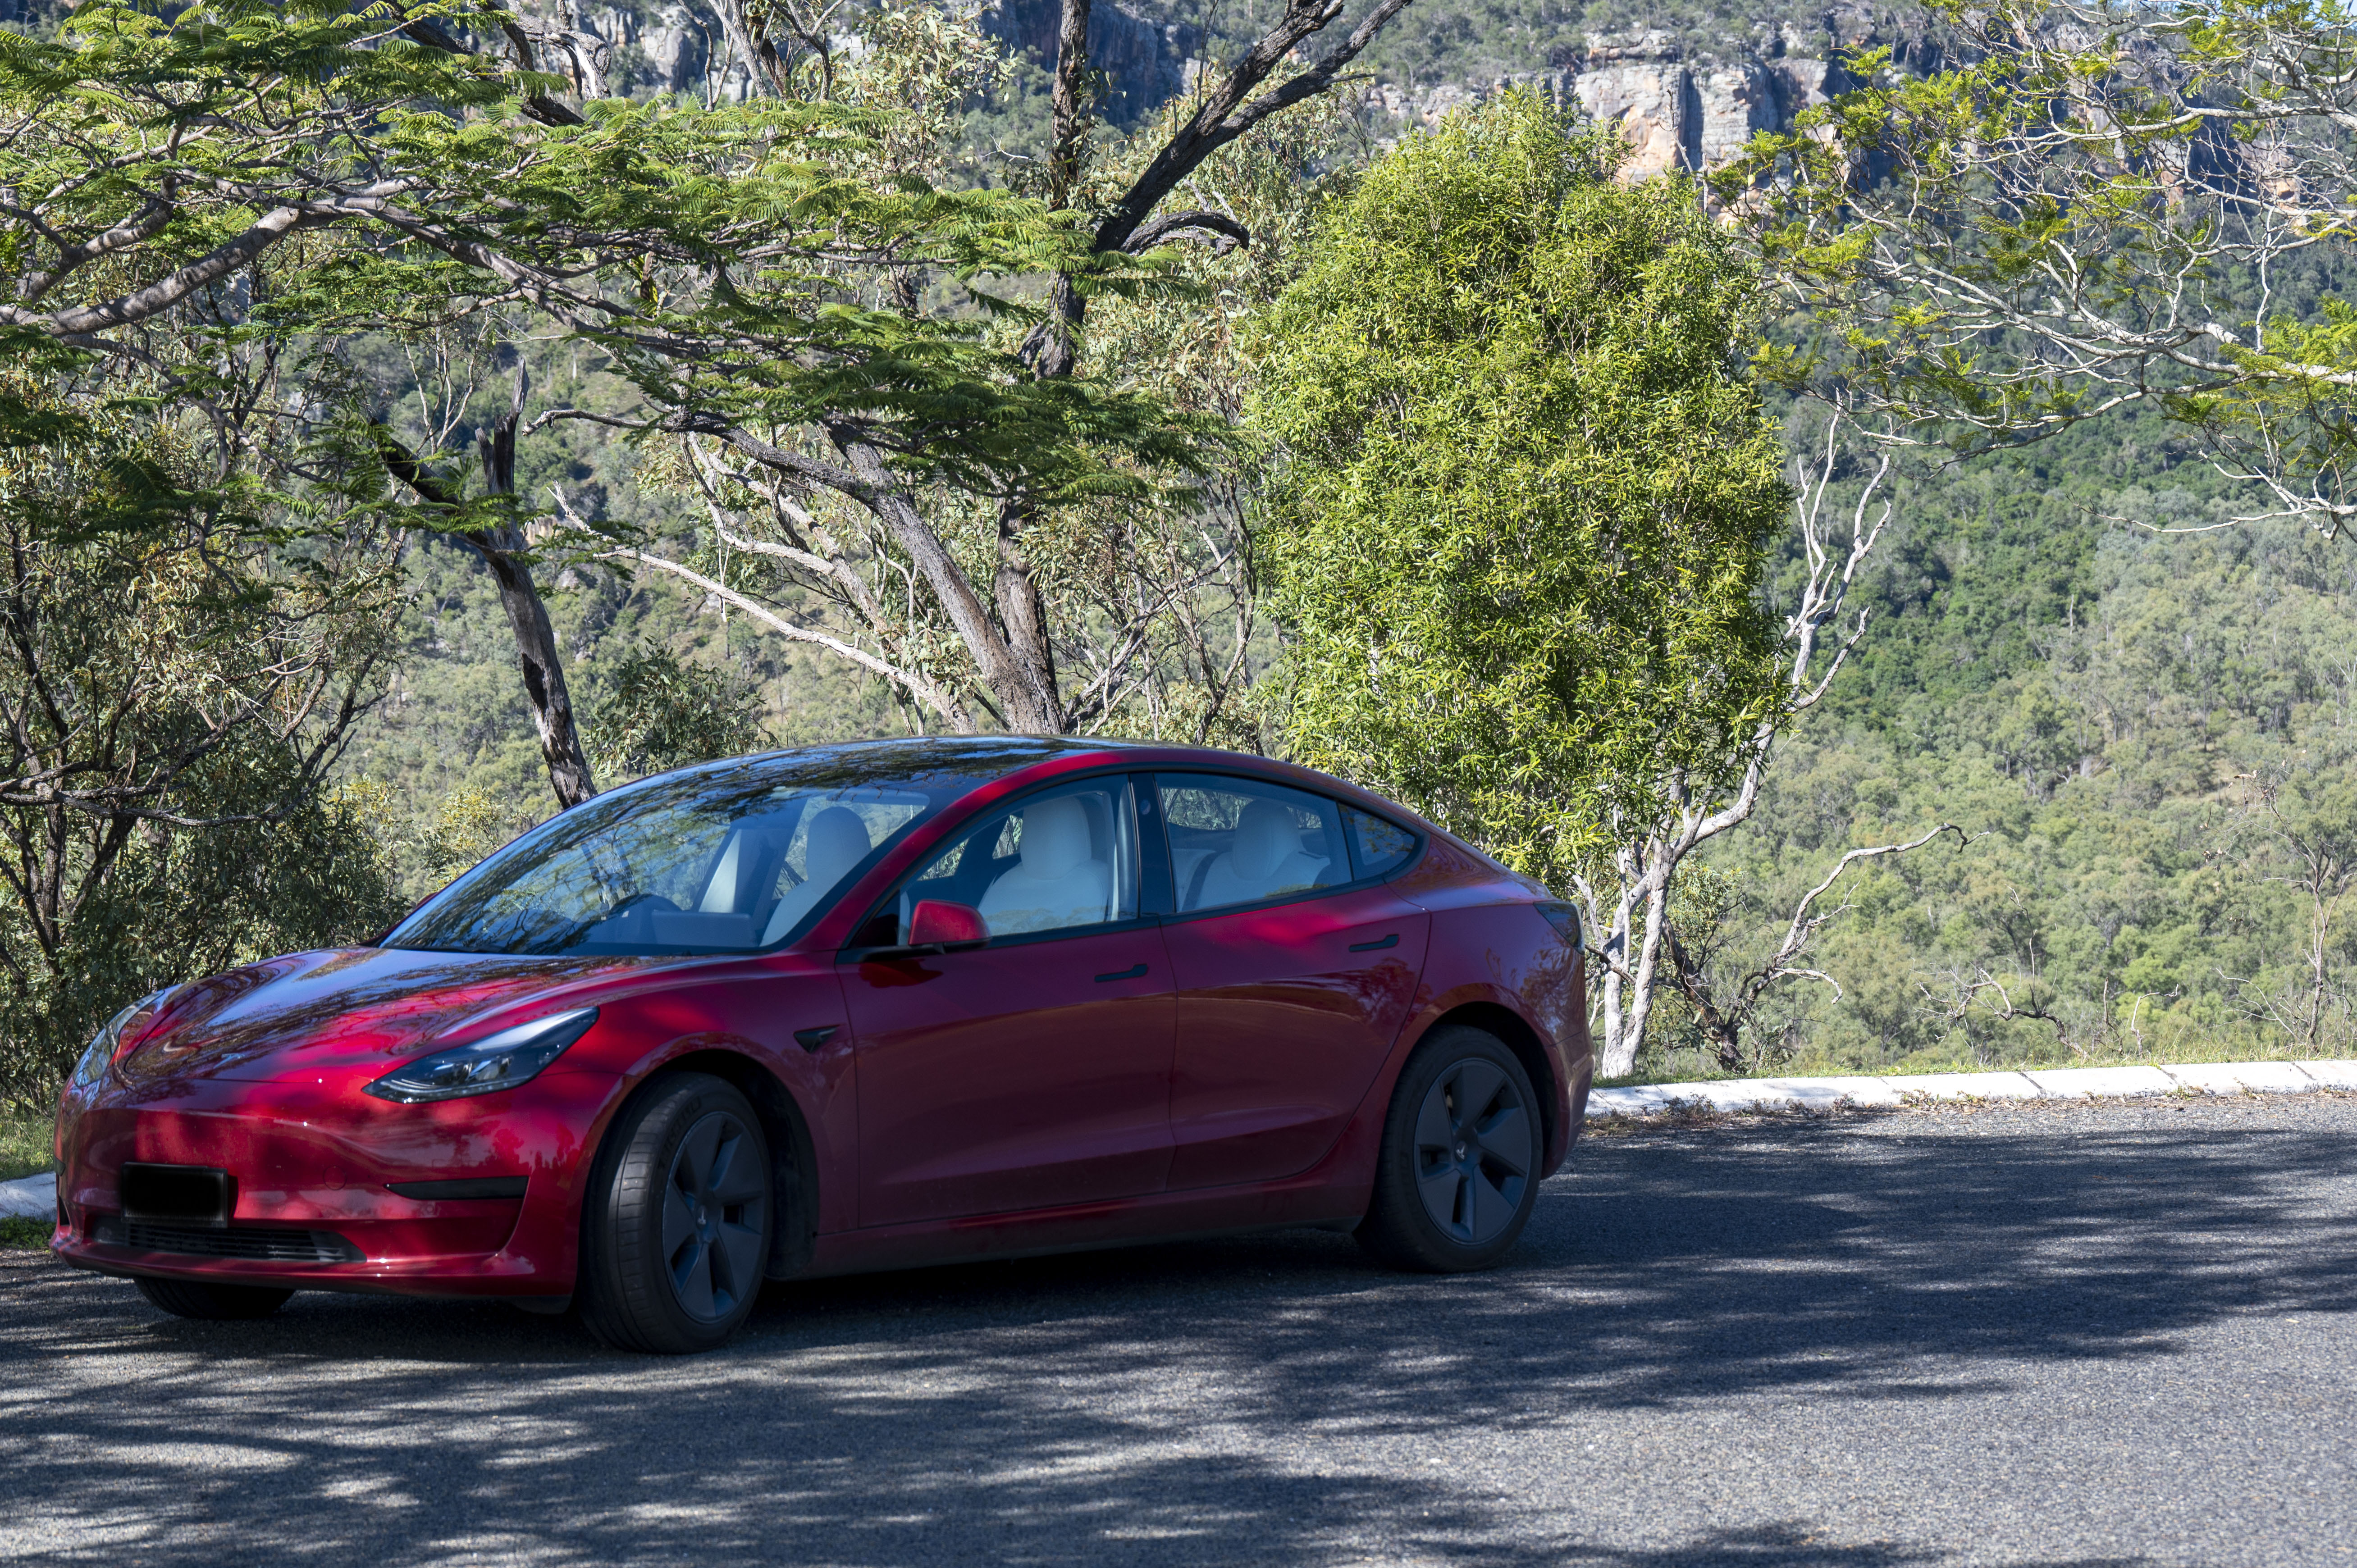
[1344,807,1420,879]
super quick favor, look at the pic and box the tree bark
[375,367,597,811]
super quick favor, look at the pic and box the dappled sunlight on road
[3,1099,2352,1565]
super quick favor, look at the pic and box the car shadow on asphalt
[3,1110,2345,1565]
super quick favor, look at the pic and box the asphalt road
[3,1097,2353,1568]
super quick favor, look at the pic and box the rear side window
[1159,775,1346,913]
[1344,807,1419,879]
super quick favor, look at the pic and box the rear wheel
[1357,1026,1540,1272]
[579,1073,772,1354]
[133,1276,293,1321]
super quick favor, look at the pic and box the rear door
[841,775,1177,1226]
[1152,774,1431,1190]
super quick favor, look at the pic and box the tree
[587,640,771,783]
[601,62,1370,751]
[1726,0,2357,534]
[0,364,402,1103]
[1256,95,1795,1076]
[0,0,639,807]
[1654,418,1973,1073]
[0,0,1227,809]
[631,0,1417,737]
[2240,755,2357,1045]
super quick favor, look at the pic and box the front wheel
[134,1276,294,1320]
[1357,1026,1541,1272]
[579,1073,773,1354]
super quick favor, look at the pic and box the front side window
[385,752,992,956]
[887,778,1141,941]
[1159,775,1346,913]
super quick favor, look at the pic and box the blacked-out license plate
[118,1163,234,1226]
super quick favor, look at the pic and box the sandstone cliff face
[528,0,1196,121]
[508,0,1933,174]
[1363,19,1918,178]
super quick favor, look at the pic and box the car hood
[114,947,651,1088]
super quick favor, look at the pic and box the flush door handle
[1095,962,1149,983]
[1349,933,1400,953]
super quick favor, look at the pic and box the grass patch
[0,1112,50,1182]
[0,1214,48,1249]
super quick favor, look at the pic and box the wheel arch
[639,1048,819,1281]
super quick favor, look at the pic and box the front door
[1154,774,1432,1190]
[842,775,1176,1227]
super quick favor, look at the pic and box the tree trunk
[375,364,597,811]
[473,538,596,810]
[993,501,1065,734]
[474,381,597,810]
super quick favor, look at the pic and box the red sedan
[50,739,1593,1352]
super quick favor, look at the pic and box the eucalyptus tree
[1725,0,2357,535]
[654,0,1419,738]
[0,352,404,1102]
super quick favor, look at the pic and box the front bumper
[52,1066,619,1299]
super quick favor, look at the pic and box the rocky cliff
[1366,9,1943,176]
[383,1,1939,170]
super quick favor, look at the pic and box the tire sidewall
[1364,1028,1542,1272]
[582,1071,773,1354]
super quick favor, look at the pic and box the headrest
[1018,796,1092,877]
[803,806,872,884]
[1232,798,1298,877]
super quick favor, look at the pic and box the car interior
[563,793,920,952]
[898,784,1137,939]
[1163,781,1345,913]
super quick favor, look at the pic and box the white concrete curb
[0,1170,54,1220]
[1590,1058,2357,1117]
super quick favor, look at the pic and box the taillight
[1533,903,1582,950]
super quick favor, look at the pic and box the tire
[579,1073,773,1354]
[1357,1026,1542,1272]
[134,1276,294,1321]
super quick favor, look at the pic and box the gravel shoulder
[3,1097,2352,1567]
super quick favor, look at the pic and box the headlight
[361,1008,599,1104]
[69,987,178,1092]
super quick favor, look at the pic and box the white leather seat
[980,796,1111,934]
[1192,798,1330,909]
[759,806,872,944]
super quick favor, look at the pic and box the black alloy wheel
[133,1276,294,1320]
[1357,1026,1541,1272]
[580,1072,773,1354]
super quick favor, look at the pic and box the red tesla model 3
[50,739,1592,1352]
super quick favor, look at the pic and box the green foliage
[0,379,403,1106]
[1656,403,2357,1078]
[589,641,772,782]
[1722,0,2357,529]
[409,783,536,897]
[1257,93,1789,889]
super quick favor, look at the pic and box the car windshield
[384,743,1049,956]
